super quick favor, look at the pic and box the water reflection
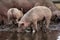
[0,30,60,40]
[17,31,59,40]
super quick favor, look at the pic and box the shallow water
[0,23,60,40]
[0,30,60,40]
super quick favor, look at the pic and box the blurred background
[52,0,60,9]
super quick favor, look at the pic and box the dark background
[52,0,60,3]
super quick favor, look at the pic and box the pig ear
[21,8,23,12]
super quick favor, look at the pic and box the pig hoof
[32,30,36,33]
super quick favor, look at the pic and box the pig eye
[18,17,22,21]
[18,18,21,21]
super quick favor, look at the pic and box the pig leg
[32,21,38,32]
[16,17,20,23]
[8,15,12,24]
[17,23,21,32]
[39,20,45,32]
[45,18,51,32]
[46,20,50,29]
[7,13,10,23]
[16,16,19,23]
[46,19,50,29]
[16,19,18,24]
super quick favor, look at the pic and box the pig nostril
[18,18,21,21]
